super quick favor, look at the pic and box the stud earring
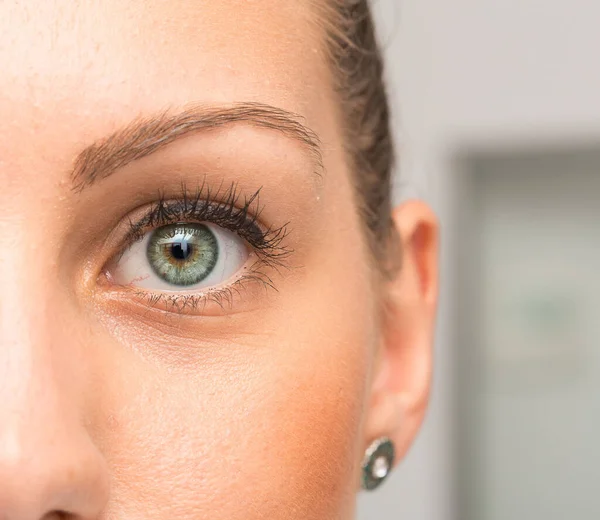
[361,437,395,491]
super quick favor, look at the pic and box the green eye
[113,220,249,293]
[146,224,219,286]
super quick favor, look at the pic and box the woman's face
[0,2,437,519]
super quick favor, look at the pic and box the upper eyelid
[115,186,292,267]
[123,191,264,245]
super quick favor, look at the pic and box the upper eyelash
[122,181,292,267]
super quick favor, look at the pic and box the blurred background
[358,1,600,519]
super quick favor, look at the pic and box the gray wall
[359,0,600,518]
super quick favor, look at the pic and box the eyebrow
[71,102,323,191]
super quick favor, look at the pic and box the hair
[314,0,397,271]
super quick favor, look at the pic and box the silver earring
[361,437,395,491]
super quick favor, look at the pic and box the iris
[146,224,219,286]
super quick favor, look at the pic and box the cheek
[95,319,373,520]
[244,339,370,518]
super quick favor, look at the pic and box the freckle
[107,413,119,431]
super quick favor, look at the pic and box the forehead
[0,0,332,159]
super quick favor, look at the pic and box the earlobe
[363,200,439,470]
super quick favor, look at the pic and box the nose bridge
[0,214,54,385]
[0,254,67,428]
[0,218,60,397]
[0,222,109,519]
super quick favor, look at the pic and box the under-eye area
[97,182,293,315]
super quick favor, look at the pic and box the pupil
[171,241,193,261]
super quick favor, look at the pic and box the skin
[0,1,438,519]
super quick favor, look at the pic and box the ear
[364,200,439,467]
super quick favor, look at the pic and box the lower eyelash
[131,261,279,314]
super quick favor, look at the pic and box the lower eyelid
[96,265,276,317]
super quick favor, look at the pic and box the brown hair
[315,0,396,268]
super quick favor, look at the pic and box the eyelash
[110,181,292,313]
